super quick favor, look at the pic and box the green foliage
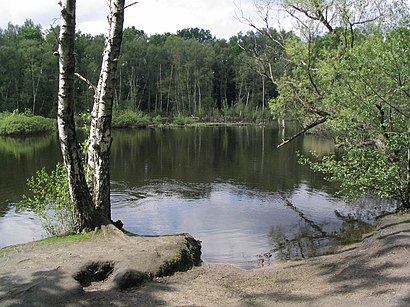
[0,110,55,136]
[17,163,76,236]
[152,115,162,125]
[271,2,410,208]
[177,27,214,42]
[301,135,409,204]
[172,115,194,125]
[0,21,283,121]
[112,109,151,128]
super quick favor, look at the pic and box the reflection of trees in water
[263,195,382,264]
[110,126,335,194]
[0,135,54,158]
[260,195,331,263]
[268,224,329,261]
[111,179,212,201]
[341,197,398,222]
[280,195,327,236]
[265,218,376,264]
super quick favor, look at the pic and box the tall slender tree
[57,0,126,230]
[57,0,95,230]
[87,0,125,221]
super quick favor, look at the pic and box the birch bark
[87,0,125,220]
[57,0,95,230]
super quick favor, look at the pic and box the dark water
[0,125,360,267]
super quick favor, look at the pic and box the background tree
[0,22,285,121]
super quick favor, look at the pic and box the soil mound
[0,225,201,306]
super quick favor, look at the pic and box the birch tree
[87,0,125,221]
[57,0,125,230]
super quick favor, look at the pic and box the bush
[0,110,55,136]
[112,109,151,128]
[17,163,76,236]
[172,115,194,125]
[152,115,162,125]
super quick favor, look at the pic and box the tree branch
[277,116,327,148]
[75,72,97,92]
[125,1,138,9]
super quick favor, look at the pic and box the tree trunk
[57,0,95,231]
[404,147,410,209]
[87,0,125,220]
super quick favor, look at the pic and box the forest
[0,21,287,122]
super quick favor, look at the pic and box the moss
[157,234,201,277]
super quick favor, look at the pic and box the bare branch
[277,117,327,148]
[234,0,285,48]
[125,1,138,9]
[289,4,334,32]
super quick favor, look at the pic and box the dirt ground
[1,213,410,306]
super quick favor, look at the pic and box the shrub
[0,110,55,136]
[112,109,151,128]
[172,115,194,125]
[17,163,76,236]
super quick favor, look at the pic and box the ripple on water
[0,207,44,248]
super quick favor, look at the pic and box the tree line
[0,21,290,121]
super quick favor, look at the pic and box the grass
[34,231,95,245]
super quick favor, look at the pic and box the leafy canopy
[270,1,410,208]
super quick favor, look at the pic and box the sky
[0,0,285,39]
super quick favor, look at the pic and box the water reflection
[302,134,335,157]
[110,127,339,195]
[0,135,61,213]
[268,225,329,261]
[0,126,386,267]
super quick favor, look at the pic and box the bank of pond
[0,110,271,137]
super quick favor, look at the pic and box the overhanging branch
[125,1,138,9]
[277,116,327,148]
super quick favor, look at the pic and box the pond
[0,125,375,267]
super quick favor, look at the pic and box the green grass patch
[34,231,95,245]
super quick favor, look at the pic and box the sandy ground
[1,213,410,306]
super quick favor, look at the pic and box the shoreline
[1,213,409,306]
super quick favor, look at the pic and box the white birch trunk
[57,0,95,230]
[87,0,125,220]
